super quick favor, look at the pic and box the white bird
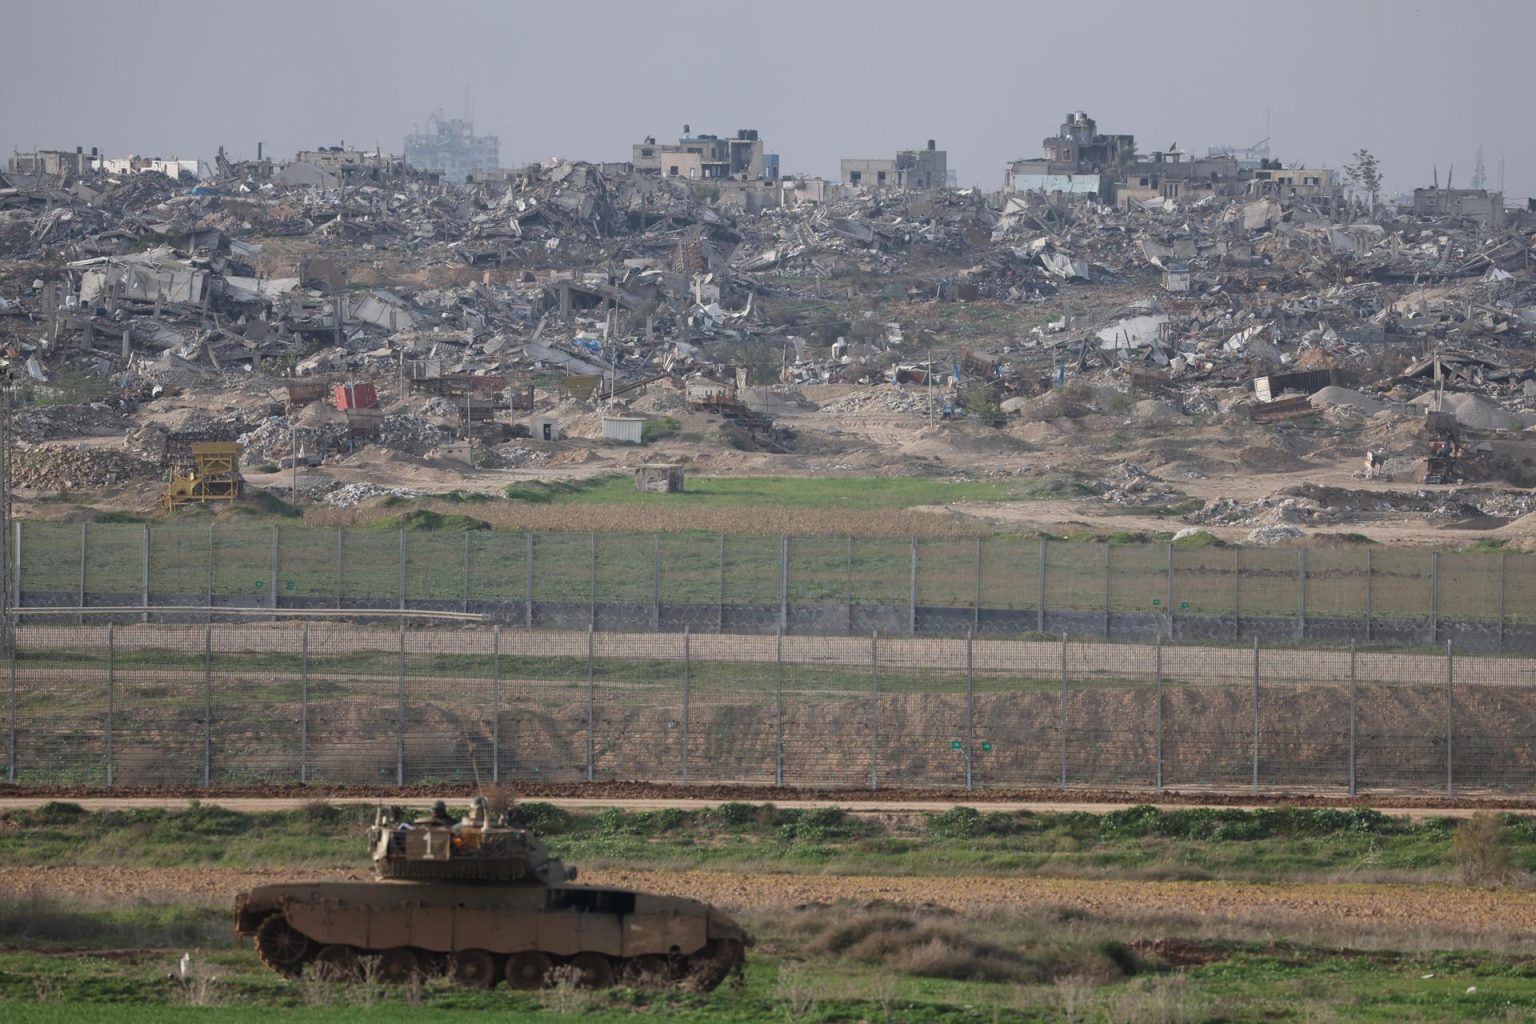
[179,953,191,979]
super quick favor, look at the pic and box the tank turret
[369,797,576,885]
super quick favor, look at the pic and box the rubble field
[4,158,1536,548]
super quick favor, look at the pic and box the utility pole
[927,349,935,428]
[289,414,297,504]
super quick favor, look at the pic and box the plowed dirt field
[5,865,1532,934]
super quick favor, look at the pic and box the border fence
[4,620,1533,796]
[12,521,1536,652]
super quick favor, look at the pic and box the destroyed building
[632,128,777,181]
[1006,111,1134,199]
[8,147,100,177]
[404,113,499,183]
[1117,149,1242,205]
[1248,162,1336,199]
[841,140,948,190]
[7,147,208,181]
[1406,186,1505,227]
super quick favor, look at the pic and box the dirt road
[3,864,1530,935]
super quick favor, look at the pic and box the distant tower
[1471,146,1487,190]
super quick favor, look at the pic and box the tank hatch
[370,798,576,885]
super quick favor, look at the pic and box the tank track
[251,917,743,992]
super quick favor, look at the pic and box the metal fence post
[908,539,918,636]
[1233,545,1241,641]
[202,623,212,787]
[1364,547,1373,644]
[143,524,151,622]
[334,528,343,610]
[106,622,114,787]
[1251,637,1261,794]
[870,630,879,790]
[1446,639,1454,799]
[965,630,974,790]
[781,536,790,634]
[681,628,690,784]
[461,530,470,614]
[11,521,20,618]
[397,528,406,613]
[1154,636,1163,793]
[1102,542,1111,640]
[396,628,405,786]
[585,626,594,782]
[1037,537,1047,634]
[300,624,309,785]
[79,521,87,625]
[1498,552,1507,654]
[589,533,597,629]
[1429,551,1440,647]
[269,526,279,613]
[652,534,661,632]
[1059,633,1068,789]
[775,628,784,787]
[974,539,982,635]
[525,534,534,629]
[490,625,500,784]
[1348,640,1357,797]
[206,524,215,622]
[717,534,727,634]
[1165,543,1174,641]
[8,633,17,783]
[1296,548,1306,643]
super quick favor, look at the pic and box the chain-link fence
[14,521,1536,652]
[6,619,1533,795]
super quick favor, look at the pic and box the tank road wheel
[683,939,746,991]
[376,947,422,985]
[313,945,359,982]
[449,949,499,989]
[506,951,554,990]
[254,915,313,977]
[570,952,615,989]
[620,954,669,988]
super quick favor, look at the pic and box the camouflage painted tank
[235,799,748,990]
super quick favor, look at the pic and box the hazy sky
[2,0,1531,200]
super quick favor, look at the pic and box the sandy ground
[3,864,1532,935]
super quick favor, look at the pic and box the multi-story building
[1005,111,1134,200]
[632,128,775,181]
[404,115,499,184]
[1406,187,1505,227]
[841,140,947,190]
[1248,163,1336,199]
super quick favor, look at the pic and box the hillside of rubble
[3,161,1536,546]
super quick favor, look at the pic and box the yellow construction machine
[163,442,243,511]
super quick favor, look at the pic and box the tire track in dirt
[5,865,1533,934]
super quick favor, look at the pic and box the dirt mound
[12,444,156,490]
[1412,392,1536,432]
[548,447,605,466]
[1237,446,1312,473]
[1310,386,1388,415]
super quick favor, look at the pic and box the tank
[235,798,748,990]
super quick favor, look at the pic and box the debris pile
[12,444,155,489]
[322,482,420,508]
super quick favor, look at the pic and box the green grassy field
[0,802,1527,884]
[6,936,1536,1023]
[2,803,1535,1021]
[500,474,1033,510]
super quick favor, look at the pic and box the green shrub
[1454,812,1513,886]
